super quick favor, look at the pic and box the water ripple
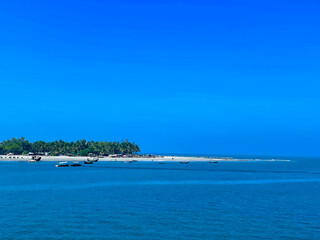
[1,178,320,192]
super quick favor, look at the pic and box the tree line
[0,137,141,156]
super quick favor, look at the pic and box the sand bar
[0,155,290,162]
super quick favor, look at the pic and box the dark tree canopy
[0,137,141,156]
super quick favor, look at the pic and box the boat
[210,161,218,163]
[87,157,99,162]
[158,162,165,164]
[28,159,37,163]
[180,161,190,164]
[70,162,81,167]
[32,156,41,161]
[84,160,93,164]
[56,162,69,167]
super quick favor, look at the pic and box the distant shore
[0,155,290,162]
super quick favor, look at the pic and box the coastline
[0,155,290,162]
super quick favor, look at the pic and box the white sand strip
[0,155,290,162]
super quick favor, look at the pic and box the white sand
[0,155,290,162]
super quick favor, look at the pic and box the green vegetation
[0,137,140,156]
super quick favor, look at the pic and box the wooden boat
[71,162,82,167]
[32,156,41,161]
[87,157,99,162]
[56,162,69,167]
[180,161,190,164]
[84,160,93,164]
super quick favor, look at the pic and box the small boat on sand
[32,156,41,161]
[180,161,190,164]
[56,162,69,167]
[84,160,93,164]
[71,162,81,166]
[87,157,99,162]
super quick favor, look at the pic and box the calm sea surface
[0,157,320,239]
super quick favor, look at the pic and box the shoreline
[0,155,291,162]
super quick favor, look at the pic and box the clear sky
[0,0,319,156]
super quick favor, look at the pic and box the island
[0,137,290,162]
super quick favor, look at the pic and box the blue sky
[0,0,319,156]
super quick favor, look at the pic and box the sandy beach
[0,155,290,162]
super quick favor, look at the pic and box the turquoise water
[1,158,320,239]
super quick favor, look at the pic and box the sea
[0,157,320,239]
